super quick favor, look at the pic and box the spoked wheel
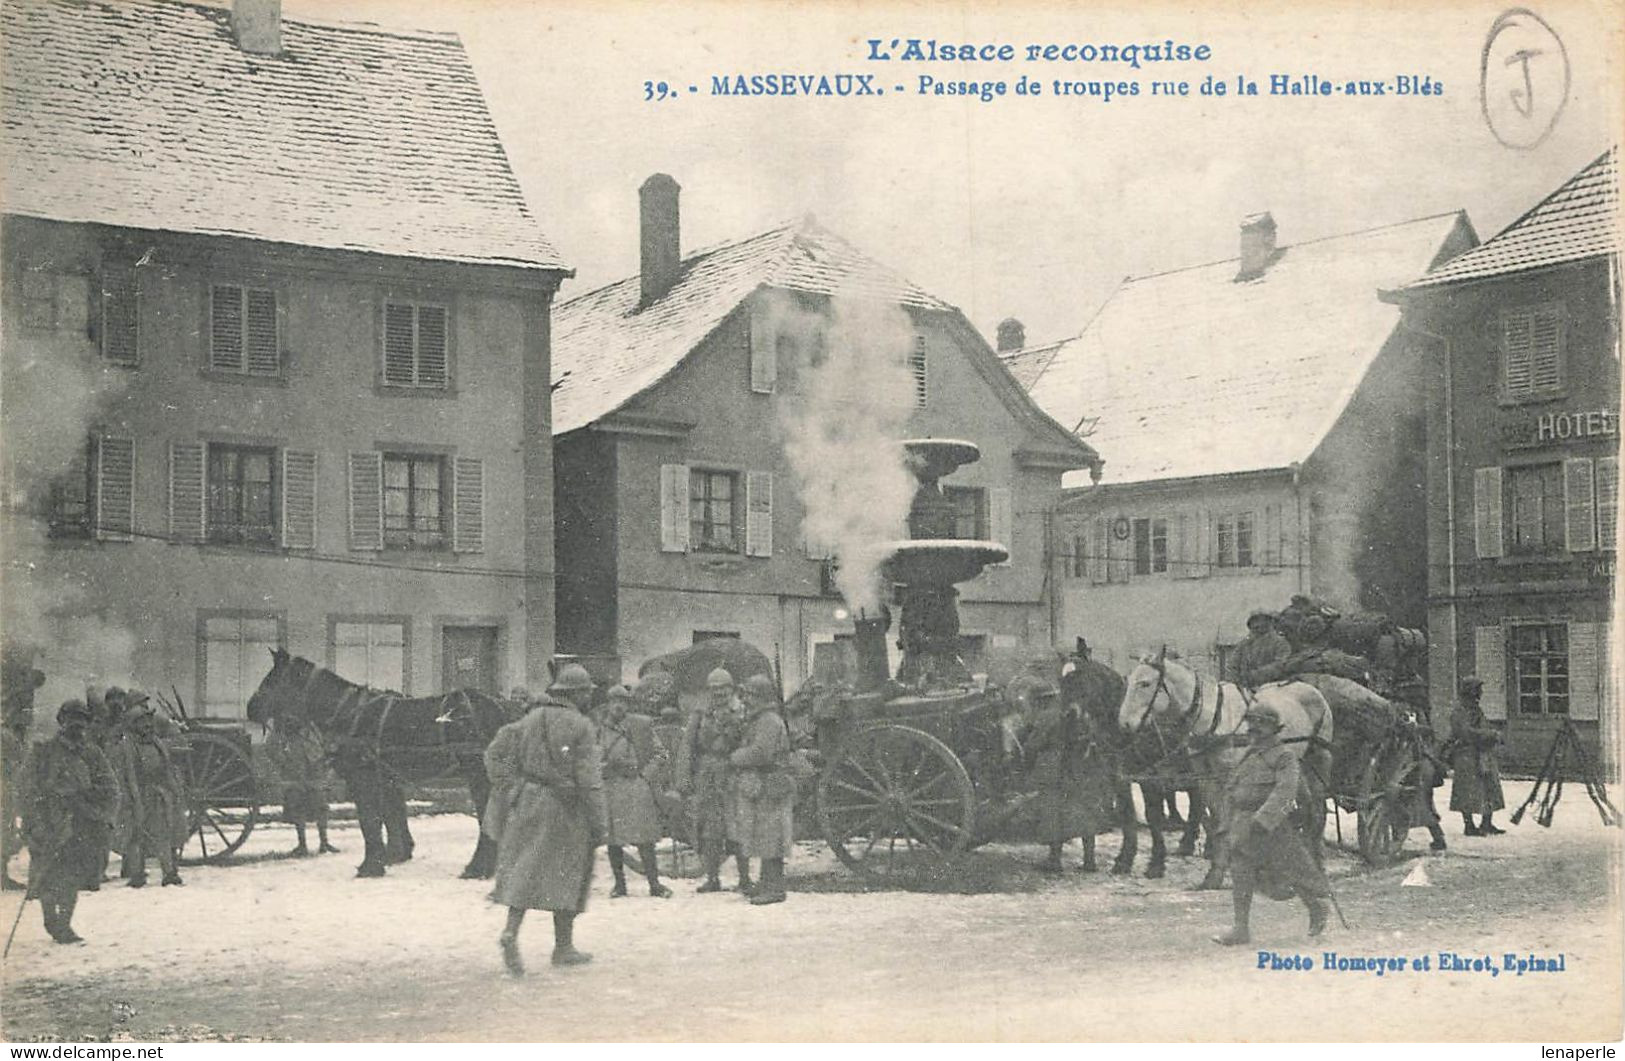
[817,724,976,881]
[178,731,260,865]
[1356,741,1419,867]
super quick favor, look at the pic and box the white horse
[1117,649,1333,889]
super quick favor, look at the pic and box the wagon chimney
[232,0,283,55]
[1236,212,1277,281]
[639,173,681,306]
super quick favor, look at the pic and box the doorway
[442,625,500,695]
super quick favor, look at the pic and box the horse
[1117,648,1333,890]
[246,650,515,879]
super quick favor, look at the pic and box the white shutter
[1474,467,1504,559]
[989,487,1012,566]
[1596,457,1618,551]
[1569,622,1601,721]
[1564,458,1596,552]
[1530,310,1562,392]
[1503,313,1533,397]
[244,288,279,376]
[383,303,417,385]
[749,308,776,394]
[452,456,485,553]
[1476,626,1507,721]
[1103,514,1124,583]
[1089,516,1107,585]
[281,450,317,550]
[417,305,449,386]
[348,451,383,551]
[745,470,773,557]
[659,463,690,553]
[1263,503,1282,569]
[1192,508,1212,579]
[95,437,134,542]
[100,266,139,366]
[168,440,206,544]
[210,285,244,371]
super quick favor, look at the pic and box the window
[689,469,738,552]
[1133,517,1169,575]
[1512,623,1569,715]
[383,454,447,549]
[207,445,277,546]
[1508,463,1565,555]
[383,302,449,388]
[909,335,927,407]
[944,486,988,539]
[201,615,281,719]
[1502,305,1563,401]
[46,440,95,539]
[20,271,91,334]
[210,285,280,376]
[332,621,407,693]
[1216,512,1255,568]
[100,266,138,365]
[1070,533,1088,579]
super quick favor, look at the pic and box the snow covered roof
[1404,148,1617,289]
[550,217,955,434]
[1005,212,1471,486]
[1,0,566,271]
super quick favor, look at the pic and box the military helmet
[706,667,735,689]
[740,674,777,702]
[57,699,93,726]
[548,663,597,694]
[1458,675,1484,696]
[1247,611,1276,628]
[1244,702,1283,731]
[606,683,637,703]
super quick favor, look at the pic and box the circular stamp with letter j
[1480,8,1571,149]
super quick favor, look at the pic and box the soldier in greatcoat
[594,684,673,899]
[483,664,607,977]
[1447,676,1506,836]
[1,664,43,890]
[1232,612,1292,689]
[729,675,795,905]
[26,700,119,944]
[1023,679,1115,874]
[676,668,750,894]
[265,712,341,857]
[117,694,187,887]
[91,687,132,889]
[1213,703,1332,946]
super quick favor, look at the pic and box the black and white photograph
[0,0,1621,1045]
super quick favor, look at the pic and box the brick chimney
[996,317,1026,353]
[232,0,282,55]
[639,174,681,306]
[1236,212,1277,281]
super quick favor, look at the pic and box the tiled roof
[1,0,565,271]
[1000,339,1065,391]
[1007,212,1470,486]
[1406,148,1617,289]
[551,217,953,433]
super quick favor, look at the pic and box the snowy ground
[2,781,1620,1042]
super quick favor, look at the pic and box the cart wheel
[1356,743,1417,867]
[818,724,976,880]
[178,731,259,865]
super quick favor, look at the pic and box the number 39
[643,80,672,101]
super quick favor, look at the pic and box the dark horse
[1059,653,1204,879]
[246,650,514,879]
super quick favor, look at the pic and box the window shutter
[417,305,448,386]
[383,303,416,385]
[749,309,776,394]
[95,437,134,542]
[168,440,206,544]
[1503,313,1532,397]
[1474,467,1504,559]
[989,487,1012,565]
[1192,508,1212,578]
[100,267,139,366]
[348,451,383,551]
[1569,621,1601,721]
[659,463,690,553]
[245,288,279,375]
[281,450,317,550]
[1475,626,1507,721]
[910,336,928,407]
[1530,310,1562,392]
[745,470,773,557]
[1089,516,1108,585]
[1596,457,1618,551]
[210,285,244,371]
[1262,503,1282,569]
[452,456,485,553]
[1564,457,1596,552]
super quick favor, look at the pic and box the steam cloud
[776,293,919,615]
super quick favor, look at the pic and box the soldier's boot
[1428,823,1448,851]
[639,843,672,898]
[498,908,526,977]
[1461,813,1482,837]
[550,911,592,967]
[127,874,147,889]
[46,892,83,945]
[1480,815,1505,836]
[291,824,311,858]
[1212,888,1252,945]
[607,845,629,898]
[317,821,340,855]
[1306,895,1331,938]
[734,853,755,896]
[696,843,724,893]
[749,858,787,905]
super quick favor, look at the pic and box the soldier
[1,665,43,891]
[595,684,673,899]
[676,668,750,894]
[1213,703,1332,946]
[265,712,341,858]
[88,687,130,889]
[118,694,187,887]
[1448,676,1506,836]
[26,700,119,944]
[1023,679,1114,874]
[1232,612,1291,689]
[484,664,607,977]
[729,675,795,905]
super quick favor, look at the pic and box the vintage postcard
[1,0,1621,1045]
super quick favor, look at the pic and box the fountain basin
[879,539,1009,585]
[902,438,981,481]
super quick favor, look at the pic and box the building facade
[1005,211,1477,675]
[553,177,1099,685]
[1389,149,1619,772]
[0,0,568,721]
